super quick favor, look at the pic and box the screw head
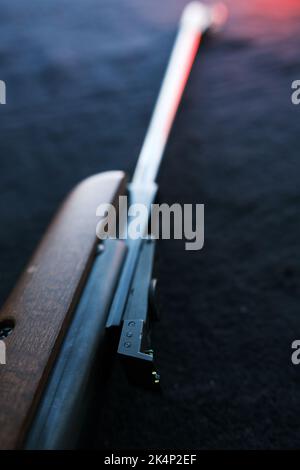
[124,342,131,348]
[152,371,160,384]
[0,320,14,340]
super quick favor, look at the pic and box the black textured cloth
[0,0,300,449]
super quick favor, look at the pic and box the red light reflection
[233,0,300,18]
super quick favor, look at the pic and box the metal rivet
[126,331,133,338]
[96,244,104,255]
[128,321,135,327]
[124,342,131,348]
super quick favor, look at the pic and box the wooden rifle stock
[0,171,126,449]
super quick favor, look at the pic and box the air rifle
[0,2,227,449]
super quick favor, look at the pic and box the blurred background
[0,0,300,449]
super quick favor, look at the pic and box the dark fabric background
[0,0,300,449]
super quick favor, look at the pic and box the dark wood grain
[0,171,126,449]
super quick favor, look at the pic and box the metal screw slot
[0,319,15,340]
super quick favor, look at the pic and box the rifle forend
[0,171,126,449]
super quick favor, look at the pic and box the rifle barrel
[106,2,227,328]
[132,2,225,187]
